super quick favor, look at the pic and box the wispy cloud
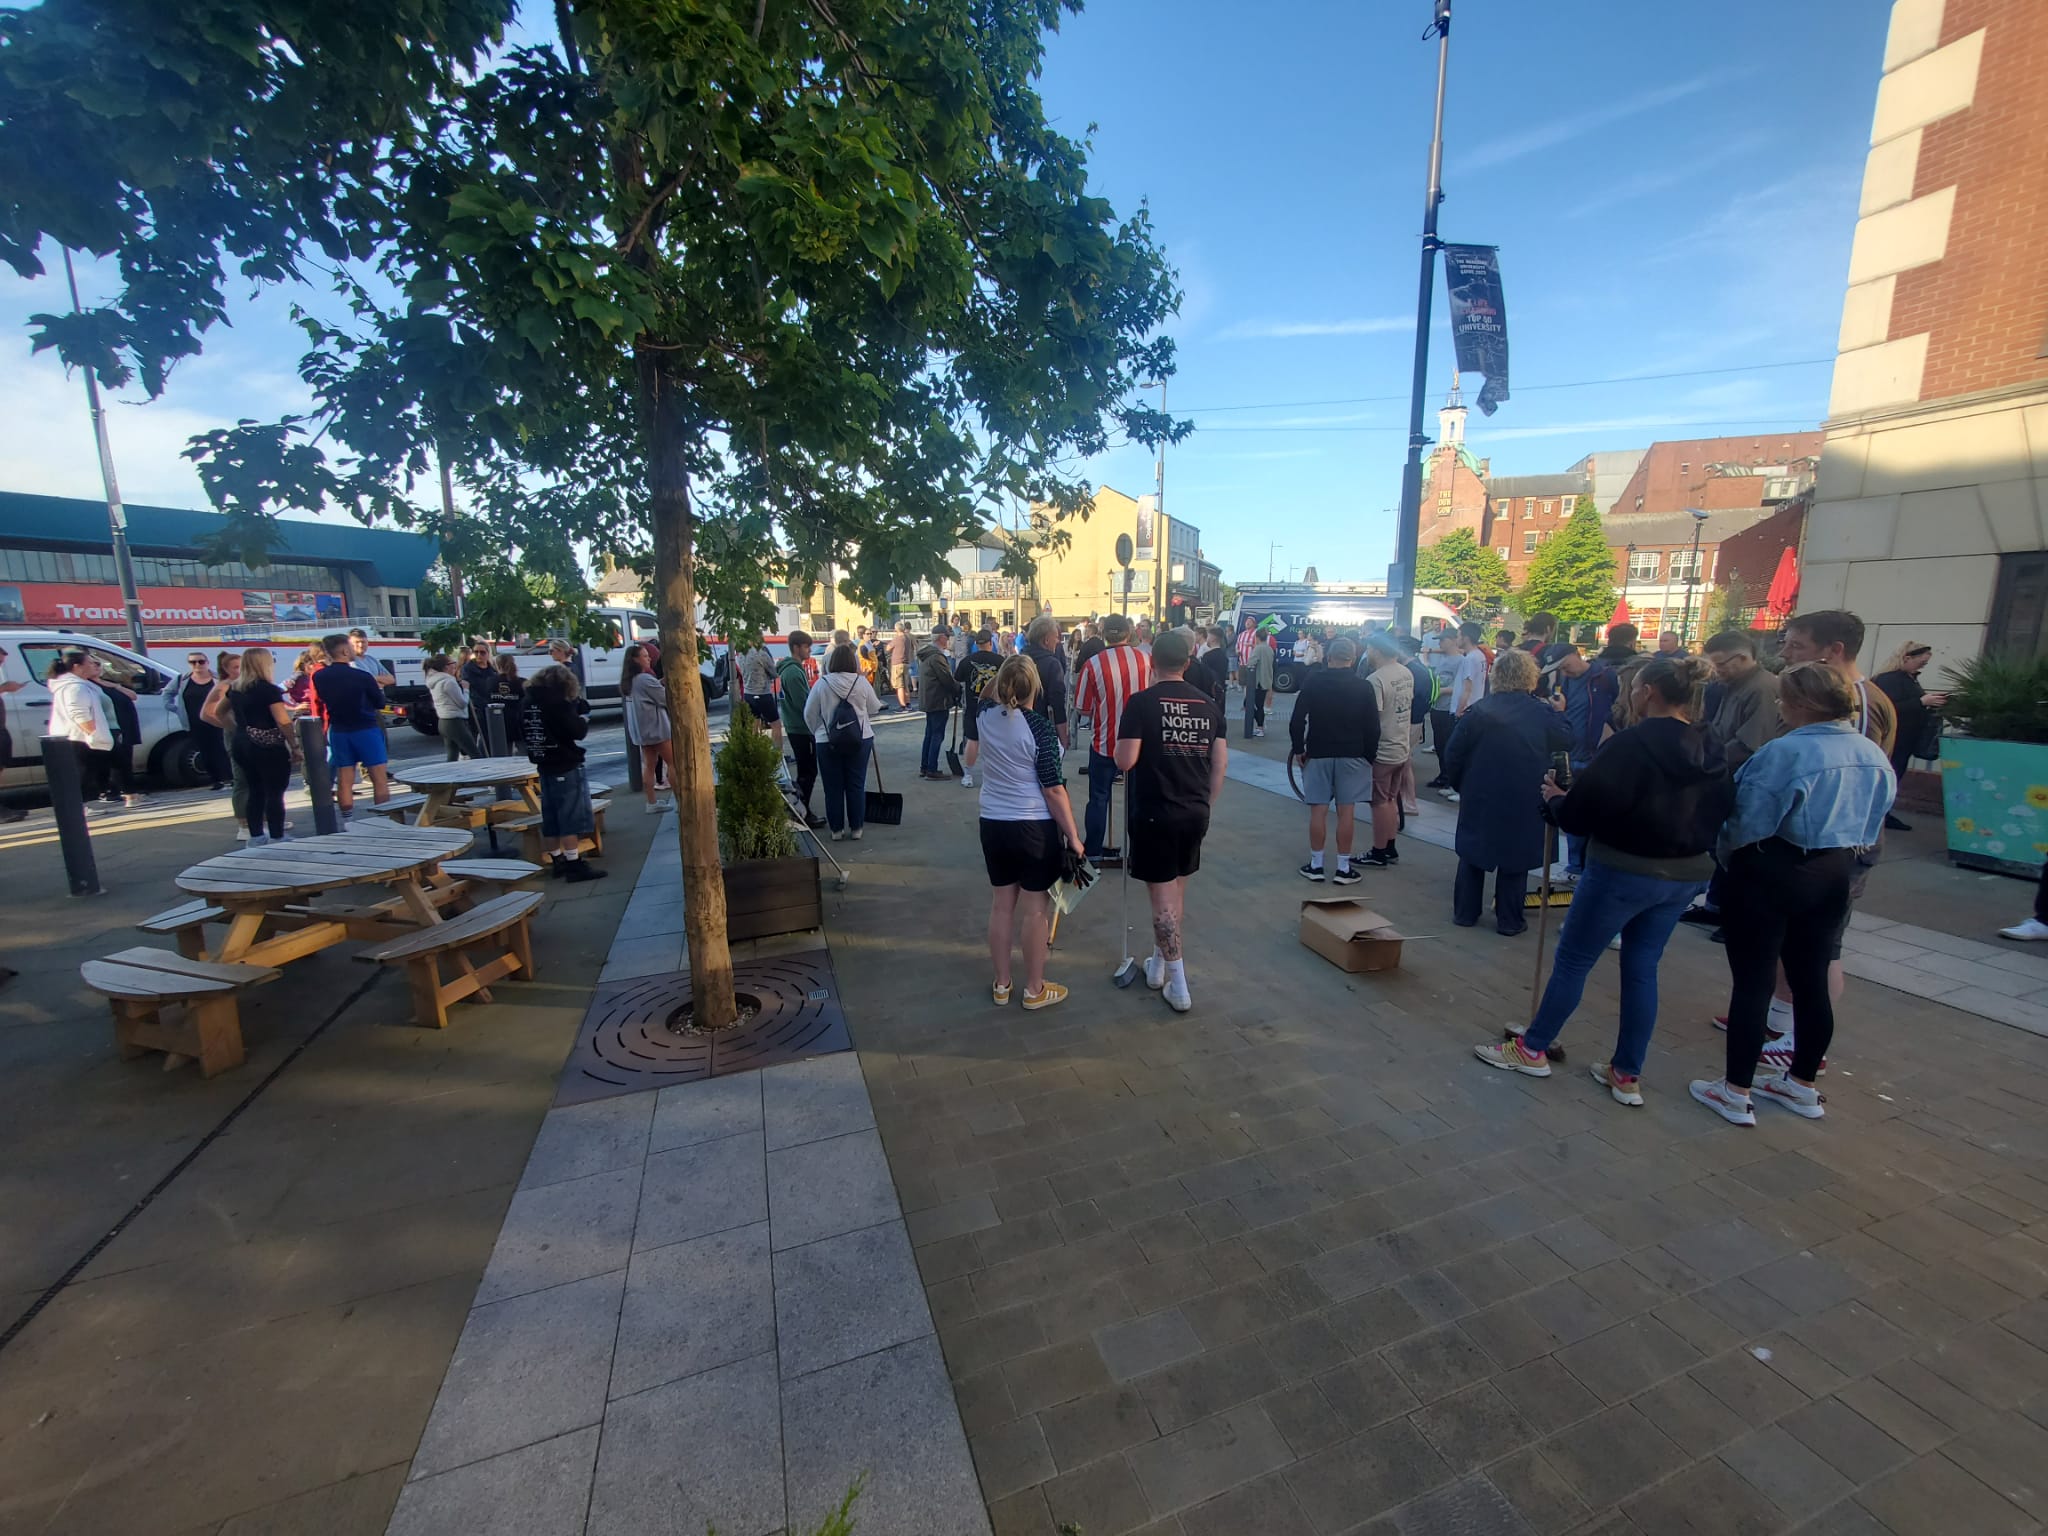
[1459,69,1751,173]
[1215,316,1410,341]
[1565,132,1773,219]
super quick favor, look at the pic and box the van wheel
[1272,666,1301,694]
[408,703,441,736]
[158,734,204,788]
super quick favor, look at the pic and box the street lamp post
[1677,509,1709,648]
[1268,542,1283,582]
[1392,0,1455,637]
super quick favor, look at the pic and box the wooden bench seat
[438,859,548,897]
[358,792,430,819]
[355,891,543,1028]
[81,947,281,1077]
[502,800,608,865]
[137,899,227,960]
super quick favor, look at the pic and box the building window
[1989,551,2048,657]
[1669,550,1703,581]
[1520,501,1533,520]
[1628,551,1660,581]
[1679,462,1690,476]
[1523,531,1539,554]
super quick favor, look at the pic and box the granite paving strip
[385,807,990,1536]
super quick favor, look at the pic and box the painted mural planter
[1938,736,2048,879]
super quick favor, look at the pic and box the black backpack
[824,678,864,755]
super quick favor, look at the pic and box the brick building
[1607,434,1823,519]
[1805,0,2048,667]
[1416,385,1491,551]
[1485,472,1591,586]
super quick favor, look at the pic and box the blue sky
[0,0,1889,589]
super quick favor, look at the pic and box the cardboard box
[1299,897,1406,973]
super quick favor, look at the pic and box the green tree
[1415,529,1512,618]
[1517,497,1617,625]
[1707,576,1751,637]
[8,3,1183,1028]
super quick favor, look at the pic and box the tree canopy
[1415,528,1512,618]
[1516,497,1617,625]
[4,0,1185,1027]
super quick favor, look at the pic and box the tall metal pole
[64,249,148,655]
[1680,515,1708,648]
[1392,0,1453,637]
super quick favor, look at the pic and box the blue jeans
[817,738,871,832]
[1520,859,1708,1076]
[1085,749,1118,855]
[1563,761,1592,874]
[920,710,948,774]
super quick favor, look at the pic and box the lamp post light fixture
[1678,508,1709,648]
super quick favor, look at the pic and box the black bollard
[296,717,338,835]
[41,738,101,896]
[486,702,510,757]
[625,720,644,793]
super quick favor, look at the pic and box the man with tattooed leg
[1115,629,1227,1013]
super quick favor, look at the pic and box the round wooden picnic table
[394,756,542,827]
[174,827,475,965]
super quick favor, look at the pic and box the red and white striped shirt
[1072,643,1152,758]
[1236,626,1256,667]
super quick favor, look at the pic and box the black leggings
[1720,839,1854,1089]
[233,736,291,840]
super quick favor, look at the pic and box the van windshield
[18,643,165,694]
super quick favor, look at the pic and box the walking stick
[1509,821,1568,1063]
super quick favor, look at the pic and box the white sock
[1337,856,1352,873]
[564,848,581,861]
[1768,998,1794,1043]
[1165,958,1186,988]
[1308,850,1324,870]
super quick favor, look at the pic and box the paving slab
[611,1220,775,1398]
[587,1354,785,1536]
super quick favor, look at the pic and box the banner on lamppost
[1134,496,1158,564]
[1442,243,1509,415]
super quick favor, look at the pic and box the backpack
[824,677,864,755]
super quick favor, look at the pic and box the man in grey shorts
[1287,636,1380,885]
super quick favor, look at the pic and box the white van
[0,630,196,791]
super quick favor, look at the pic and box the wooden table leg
[395,876,492,1003]
[416,788,455,828]
[210,910,268,963]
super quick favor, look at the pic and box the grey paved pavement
[825,694,2048,1536]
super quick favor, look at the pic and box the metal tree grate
[554,948,850,1106]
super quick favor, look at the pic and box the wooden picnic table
[394,757,541,829]
[173,827,475,967]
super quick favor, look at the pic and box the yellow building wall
[1028,485,1164,621]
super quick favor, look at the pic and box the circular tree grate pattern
[555,950,849,1106]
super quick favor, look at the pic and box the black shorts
[745,693,778,725]
[981,817,1063,892]
[1129,815,1207,884]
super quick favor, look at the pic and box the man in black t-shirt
[953,631,1003,785]
[1115,629,1226,1015]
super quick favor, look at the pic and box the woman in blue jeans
[1473,655,1732,1104]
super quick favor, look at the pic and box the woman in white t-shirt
[976,656,1083,1012]
[802,643,881,839]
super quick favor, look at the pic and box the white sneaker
[850,829,864,840]
[645,802,664,815]
[1144,954,1166,990]
[123,793,150,808]
[1440,789,1460,802]
[1754,1073,1826,1119]
[961,772,974,787]
[1163,976,1192,1012]
[248,833,271,848]
[235,826,250,842]
[2001,918,2048,942]
[1689,1079,1756,1126]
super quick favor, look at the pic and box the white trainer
[1163,976,1192,1012]
[1754,1073,1826,1119]
[1143,954,1166,990]
[1689,1079,1756,1127]
[2000,918,2048,942]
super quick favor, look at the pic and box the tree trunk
[641,352,738,1029]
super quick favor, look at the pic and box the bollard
[625,720,644,793]
[487,703,518,802]
[41,738,101,896]
[296,716,338,835]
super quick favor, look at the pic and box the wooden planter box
[721,855,823,941]
[1939,736,2048,879]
